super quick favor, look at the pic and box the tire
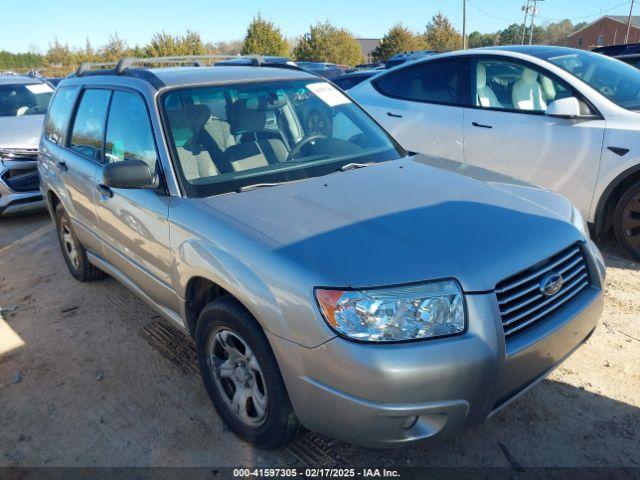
[54,204,105,282]
[613,181,640,262]
[195,296,301,448]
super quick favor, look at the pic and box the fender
[592,162,640,235]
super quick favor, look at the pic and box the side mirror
[100,159,156,189]
[546,97,581,119]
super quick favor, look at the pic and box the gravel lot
[0,212,638,468]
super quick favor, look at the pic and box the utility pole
[626,0,635,44]
[521,0,530,45]
[462,0,467,49]
[529,0,544,45]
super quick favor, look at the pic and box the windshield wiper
[339,162,376,171]
[238,182,284,192]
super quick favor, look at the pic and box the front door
[352,58,465,162]
[462,57,605,216]
[92,90,178,314]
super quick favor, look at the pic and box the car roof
[0,75,46,86]
[65,65,319,91]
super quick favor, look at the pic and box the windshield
[162,79,402,197]
[0,82,54,117]
[536,49,640,110]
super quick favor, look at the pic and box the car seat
[512,68,547,111]
[476,63,502,108]
[224,100,288,172]
[167,105,220,181]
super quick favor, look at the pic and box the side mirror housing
[100,159,156,189]
[546,97,581,119]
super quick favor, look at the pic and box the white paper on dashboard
[25,83,54,94]
[307,82,351,107]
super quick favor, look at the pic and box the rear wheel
[613,182,640,261]
[54,204,104,282]
[195,296,301,448]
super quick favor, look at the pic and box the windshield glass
[162,79,402,197]
[536,49,640,110]
[0,82,54,117]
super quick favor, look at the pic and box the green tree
[468,31,500,48]
[372,24,425,61]
[422,13,462,51]
[45,38,74,66]
[99,33,129,62]
[241,14,289,56]
[293,21,363,66]
[145,31,181,57]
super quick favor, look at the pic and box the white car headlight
[315,280,466,342]
[571,206,589,238]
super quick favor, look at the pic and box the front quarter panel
[169,198,337,348]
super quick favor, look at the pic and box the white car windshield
[162,79,403,197]
[0,82,54,117]
[538,49,640,110]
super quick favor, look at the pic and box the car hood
[199,155,582,292]
[0,115,45,149]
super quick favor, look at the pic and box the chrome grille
[496,245,591,339]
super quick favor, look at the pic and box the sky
[2,0,636,53]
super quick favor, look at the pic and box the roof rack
[75,54,304,77]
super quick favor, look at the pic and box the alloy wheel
[206,328,268,427]
[60,217,80,269]
[621,190,640,255]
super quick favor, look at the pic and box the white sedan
[350,45,640,260]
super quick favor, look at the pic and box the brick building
[567,15,640,50]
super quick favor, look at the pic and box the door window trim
[462,55,603,119]
[371,57,466,107]
[65,86,113,165]
[63,85,168,194]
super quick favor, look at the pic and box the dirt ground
[0,212,638,468]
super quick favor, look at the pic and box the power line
[467,0,632,24]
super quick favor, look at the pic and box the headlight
[571,206,589,238]
[315,280,466,342]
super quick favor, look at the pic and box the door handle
[97,184,113,199]
[472,121,493,129]
[387,112,403,118]
[56,160,68,172]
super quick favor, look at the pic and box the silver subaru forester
[39,57,605,448]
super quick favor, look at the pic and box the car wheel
[195,296,301,448]
[613,182,640,261]
[54,204,105,282]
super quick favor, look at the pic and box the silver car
[0,75,53,216]
[39,58,605,448]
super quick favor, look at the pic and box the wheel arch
[593,163,640,238]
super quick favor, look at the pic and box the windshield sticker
[25,83,54,94]
[307,82,351,107]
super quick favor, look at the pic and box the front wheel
[613,182,640,261]
[195,296,301,448]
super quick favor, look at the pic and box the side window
[44,86,80,145]
[473,59,576,113]
[69,89,111,161]
[104,91,158,174]
[374,60,460,105]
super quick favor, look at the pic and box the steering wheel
[23,105,47,115]
[284,134,327,162]
[599,85,615,97]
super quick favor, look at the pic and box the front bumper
[0,159,45,216]
[269,258,604,447]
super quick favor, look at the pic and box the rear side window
[374,59,460,105]
[44,86,80,145]
[69,89,111,161]
[104,91,158,173]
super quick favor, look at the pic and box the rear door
[462,56,605,216]
[55,88,111,253]
[92,89,177,314]
[351,58,465,162]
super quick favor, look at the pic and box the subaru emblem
[540,272,564,297]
